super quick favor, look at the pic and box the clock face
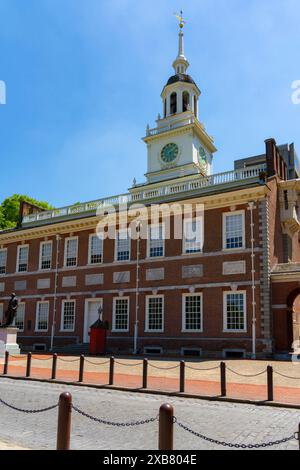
[161,143,179,163]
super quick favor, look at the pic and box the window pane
[40,242,52,270]
[66,239,77,267]
[117,231,130,261]
[0,249,7,274]
[90,235,103,264]
[0,304,3,324]
[18,246,28,272]
[37,302,49,331]
[63,301,75,330]
[149,225,164,258]
[15,303,25,330]
[226,293,245,330]
[225,214,243,249]
[147,297,163,331]
[114,298,129,330]
[184,295,202,330]
[184,220,202,253]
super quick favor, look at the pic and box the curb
[1,374,300,410]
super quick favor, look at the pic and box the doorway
[83,299,103,343]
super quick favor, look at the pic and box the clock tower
[142,16,217,185]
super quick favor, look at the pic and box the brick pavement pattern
[0,378,299,450]
[1,356,300,405]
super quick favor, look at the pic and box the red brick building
[0,24,299,358]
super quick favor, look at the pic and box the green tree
[0,194,53,230]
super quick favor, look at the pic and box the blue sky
[0,0,299,207]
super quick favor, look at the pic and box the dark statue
[0,293,19,328]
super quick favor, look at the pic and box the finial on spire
[174,10,186,29]
[173,10,189,74]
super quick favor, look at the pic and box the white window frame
[145,295,164,333]
[16,245,29,273]
[0,248,7,275]
[183,218,203,254]
[182,293,203,333]
[88,233,103,265]
[222,210,245,251]
[147,223,165,259]
[39,241,53,271]
[112,296,130,332]
[15,302,25,332]
[223,290,247,333]
[64,237,78,268]
[115,228,131,262]
[61,299,76,332]
[35,301,49,332]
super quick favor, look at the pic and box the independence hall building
[0,24,300,359]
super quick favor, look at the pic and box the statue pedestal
[0,328,21,355]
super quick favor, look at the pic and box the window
[15,303,25,331]
[224,291,246,332]
[144,347,162,355]
[0,249,7,275]
[223,211,245,250]
[182,294,203,332]
[0,304,3,325]
[88,234,103,264]
[39,241,52,270]
[182,91,190,112]
[17,245,29,273]
[61,300,76,331]
[64,237,78,267]
[170,92,177,114]
[146,296,164,332]
[183,219,203,254]
[115,229,130,261]
[148,224,164,258]
[36,301,49,331]
[113,297,129,332]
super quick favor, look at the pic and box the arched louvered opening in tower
[182,91,190,112]
[170,92,177,114]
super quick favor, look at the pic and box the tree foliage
[0,194,53,230]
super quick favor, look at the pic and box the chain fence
[0,390,298,450]
[175,418,298,449]
[226,367,267,378]
[84,359,111,366]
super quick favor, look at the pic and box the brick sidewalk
[2,356,300,406]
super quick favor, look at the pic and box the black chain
[226,367,267,378]
[273,370,300,380]
[72,404,158,427]
[0,397,58,414]
[175,419,297,449]
[84,359,111,366]
[185,365,220,371]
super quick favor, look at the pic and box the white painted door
[84,300,102,343]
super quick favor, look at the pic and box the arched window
[170,92,177,114]
[194,96,198,117]
[182,91,190,112]
[164,99,167,118]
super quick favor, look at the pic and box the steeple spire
[173,11,189,74]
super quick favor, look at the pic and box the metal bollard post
[109,356,115,385]
[220,362,226,397]
[56,392,72,450]
[51,354,58,380]
[159,404,174,451]
[78,355,85,383]
[267,365,273,402]
[142,358,148,389]
[180,360,185,393]
[26,352,32,378]
[3,351,9,375]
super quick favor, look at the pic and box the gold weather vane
[174,10,186,29]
